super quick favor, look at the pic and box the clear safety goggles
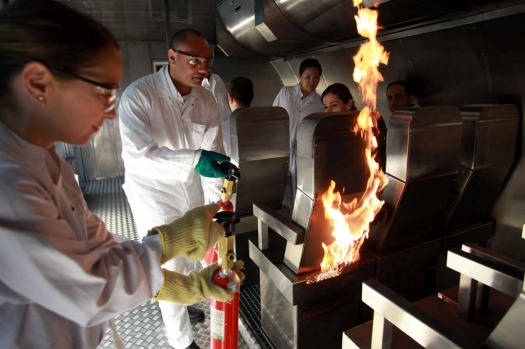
[172,48,214,68]
[51,69,120,113]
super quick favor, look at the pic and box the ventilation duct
[216,0,522,58]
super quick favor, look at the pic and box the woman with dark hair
[321,83,358,112]
[0,1,242,348]
[322,82,387,170]
[273,58,324,207]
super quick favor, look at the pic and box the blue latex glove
[194,150,231,178]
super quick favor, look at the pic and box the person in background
[273,58,324,208]
[118,29,230,349]
[321,82,357,112]
[322,82,388,171]
[228,76,254,111]
[386,80,418,113]
[202,70,232,155]
[0,1,243,349]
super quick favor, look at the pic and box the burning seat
[250,111,377,349]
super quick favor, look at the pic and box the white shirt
[202,73,232,156]
[273,83,323,171]
[273,83,323,207]
[119,66,224,234]
[0,121,163,349]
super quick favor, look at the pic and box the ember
[319,0,389,275]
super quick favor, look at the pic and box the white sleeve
[273,87,285,107]
[200,92,225,203]
[0,175,164,327]
[118,83,196,181]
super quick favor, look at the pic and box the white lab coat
[118,65,224,348]
[273,83,323,207]
[119,66,224,233]
[0,121,163,349]
[202,73,232,156]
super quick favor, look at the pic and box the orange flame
[320,1,389,274]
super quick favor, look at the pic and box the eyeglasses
[172,48,214,68]
[51,69,120,113]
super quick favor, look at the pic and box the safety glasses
[172,48,214,68]
[51,69,120,113]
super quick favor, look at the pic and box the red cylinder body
[209,199,240,349]
[218,199,234,212]
[210,270,240,349]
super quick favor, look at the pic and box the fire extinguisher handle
[213,210,240,236]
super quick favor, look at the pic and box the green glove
[194,150,231,178]
[153,263,233,305]
[148,204,224,264]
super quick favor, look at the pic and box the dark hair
[228,76,254,107]
[321,83,357,110]
[386,80,415,96]
[0,0,119,94]
[170,28,206,49]
[299,58,322,76]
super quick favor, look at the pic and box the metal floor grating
[239,285,276,349]
[81,177,274,349]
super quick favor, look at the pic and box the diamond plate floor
[81,177,272,349]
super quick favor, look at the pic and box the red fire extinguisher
[209,163,241,349]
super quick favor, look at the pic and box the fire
[320,1,389,274]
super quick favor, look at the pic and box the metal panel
[216,0,323,57]
[368,106,463,252]
[230,106,289,216]
[60,0,217,42]
[460,104,519,169]
[387,106,463,182]
[441,104,519,230]
[486,293,525,348]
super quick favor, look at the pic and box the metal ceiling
[57,0,217,44]
[55,0,525,58]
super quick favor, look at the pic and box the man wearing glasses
[118,29,227,349]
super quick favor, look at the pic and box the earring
[38,95,45,102]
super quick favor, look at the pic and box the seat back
[230,106,290,217]
[367,106,463,252]
[285,111,370,274]
[442,104,519,230]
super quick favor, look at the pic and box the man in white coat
[118,29,227,349]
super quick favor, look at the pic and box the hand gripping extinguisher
[210,163,241,349]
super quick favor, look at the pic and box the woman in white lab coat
[0,1,241,348]
[273,58,324,208]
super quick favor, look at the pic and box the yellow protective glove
[153,263,233,305]
[148,204,224,264]
[230,260,246,284]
